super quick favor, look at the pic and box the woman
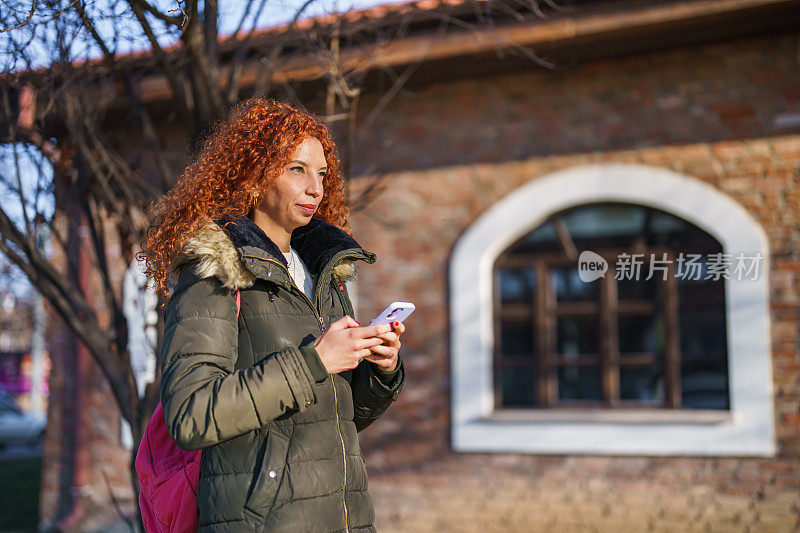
[140,98,405,532]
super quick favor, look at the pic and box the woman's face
[255,136,327,236]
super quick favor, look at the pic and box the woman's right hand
[313,316,392,374]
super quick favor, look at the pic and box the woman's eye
[290,166,303,173]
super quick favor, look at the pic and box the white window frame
[450,164,775,456]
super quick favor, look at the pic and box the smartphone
[368,301,415,326]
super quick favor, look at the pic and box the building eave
[131,0,800,103]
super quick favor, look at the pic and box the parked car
[0,390,46,448]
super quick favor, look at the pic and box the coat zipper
[331,372,350,533]
[243,253,350,531]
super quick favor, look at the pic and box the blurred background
[0,0,799,531]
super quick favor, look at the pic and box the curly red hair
[140,98,350,297]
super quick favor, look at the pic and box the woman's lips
[297,204,317,215]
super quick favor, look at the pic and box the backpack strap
[235,288,241,318]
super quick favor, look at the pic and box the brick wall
[350,33,799,175]
[351,134,800,531]
[345,32,800,531]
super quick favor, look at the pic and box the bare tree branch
[11,142,33,238]
[1,0,36,33]
[181,17,224,123]
[224,0,271,104]
[0,202,91,323]
[74,0,116,59]
[125,0,193,127]
[241,0,317,104]
[83,194,125,344]
[0,201,137,422]
[129,0,184,27]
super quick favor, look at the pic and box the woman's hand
[314,316,392,374]
[363,321,405,372]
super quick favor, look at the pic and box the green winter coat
[160,216,404,532]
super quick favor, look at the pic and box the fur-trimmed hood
[169,216,374,291]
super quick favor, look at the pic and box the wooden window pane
[678,274,729,409]
[499,366,538,407]
[620,366,665,403]
[618,314,663,355]
[679,308,727,358]
[678,281,727,359]
[560,203,648,248]
[515,222,560,253]
[552,267,599,302]
[498,267,536,304]
[681,364,729,409]
[617,273,659,301]
[556,315,598,356]
[500,321,535,358]
[558,366,602,402]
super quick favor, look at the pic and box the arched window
[451,165,774,456]
[494,203,729,411]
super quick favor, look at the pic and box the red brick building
[40,0,800,530]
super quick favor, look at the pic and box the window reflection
[499,366,537,407]
[617,273,659,300]
[618,314,662,355]
[498,268,535,304]
[556,316,599,356]
[552,267,599,302]
[558,366,602,402]
[620,366,664,402]
[500,321,535,357]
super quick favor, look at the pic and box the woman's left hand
[363,321,405,372]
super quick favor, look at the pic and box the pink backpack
[135,289,241,533]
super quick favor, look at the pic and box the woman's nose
[307,174,323,197]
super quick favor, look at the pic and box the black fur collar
[216,215,362,275]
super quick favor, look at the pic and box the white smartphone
[368,301,415,326]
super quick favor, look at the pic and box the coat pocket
[242,427,286,523]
